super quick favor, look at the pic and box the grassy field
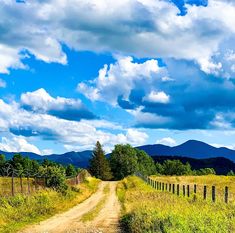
[117,176,235,233]
[0,177,100,233]
[150,175,235,203]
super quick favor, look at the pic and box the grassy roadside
[0,177,100,233]
[117,176,235,233]
[81,183,110,222]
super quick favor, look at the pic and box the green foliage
[110,145,157,180]
[0,154,5,167]
[196,167,216,175]
[110,144,139,180]
[157,160,192,176]
[135,149,156,176]
[66,164,77,177]
[227,170,235,176]
[89,141,113,180]
[39,166,68,193]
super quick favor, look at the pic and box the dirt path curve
[20,181,121,233]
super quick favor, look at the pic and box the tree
[0,154,5,167]
[227,170,235,176]
[196,168,216,175]
[135,149,156,176]
[66,164,77,177]
[89,141,112,180]
[160,160,192,176]
[39,165,68,193]
[156,162,164,175]
[109,144,138,180]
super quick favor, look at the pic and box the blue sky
[1,0,235,154]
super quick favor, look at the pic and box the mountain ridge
[1,140,235,170]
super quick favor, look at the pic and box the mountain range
[1,140,235,174]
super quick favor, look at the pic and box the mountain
[0,150,93,167]
[137,140,235,163]
[152,156,235,175]
[1,140,235,171]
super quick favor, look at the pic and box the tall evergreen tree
[89,141,112,180]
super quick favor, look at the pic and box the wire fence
[0,163,89,197]
[136,173,234,204]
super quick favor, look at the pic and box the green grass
[81,183,110,222]
[117,176,235,233]
[0,177,100,233]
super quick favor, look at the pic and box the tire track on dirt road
[20,181,121,233]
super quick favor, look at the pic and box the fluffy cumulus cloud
[21,88,96,121]
[156,137,177,146]
[78,55,235,130]
[0,135,41,154]
[0,0,235,76]
[78,56,167,105]
[0,94,148,152]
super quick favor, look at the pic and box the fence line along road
[0,163,87,197]
[136,173,231,204]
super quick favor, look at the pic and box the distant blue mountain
[0,150,93,168]
[1,140,235,168]
[137,140,235,162]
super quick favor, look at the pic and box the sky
[1,0,235,154]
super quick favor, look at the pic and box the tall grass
[0,177,100,233]
[117,176,235,233]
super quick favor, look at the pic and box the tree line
[89,141,235,180]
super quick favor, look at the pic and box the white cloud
[0,135,41,154]
[21,88,82,112]
[1,0,235,76]
[0,79,6,88]
[127,107,172,128]
[78,56,167,104]
[144,91,170,104]
[156,137,177,146]
[0,97,148,152]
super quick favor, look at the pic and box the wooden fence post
[187,185,190,197]
[157,181,159,190]
[172,184,175,194]
[160,182,162,190]
[169,183,172,192]
[11,174,14,196]
[183,185,185,196]
[20,176,23,194]
[162,183,165,191]
[212,186,216,202]
[225,186,228,203]
[27,176,30,194]
[177,184,180,196]
[203,186,207,200]
[194,184,197,194]
[166,183,168,191]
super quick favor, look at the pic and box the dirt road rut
[20,181,121,233]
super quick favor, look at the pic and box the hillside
[138,140,235,162]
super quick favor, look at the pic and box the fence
[136,173,233,204]
[0,163,89,197]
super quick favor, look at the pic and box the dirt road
[20,181,121,233]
